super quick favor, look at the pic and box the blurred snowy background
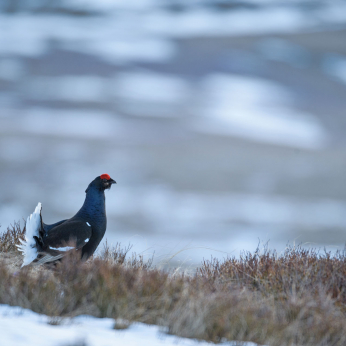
[1,0,346,267]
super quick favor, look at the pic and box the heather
[1,223,346,345]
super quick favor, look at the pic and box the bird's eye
[103,179,107,182]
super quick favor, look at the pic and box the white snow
[86,222,91,227]
[113,72,190,104]
[192,74,327,149]
[315,3,346,25]
[0,15,177,62]
[15,108,123,139]
[56,0,159,11]
[16,202,42,267]
[85,238,90,242]
[0,304,259,346]
[145,8,313,38]
[73,38,176,64]
[112,71,191,117]
[49,246,75,252]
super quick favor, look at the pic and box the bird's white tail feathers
[16,202,42,267]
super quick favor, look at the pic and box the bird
[17,174,116,267]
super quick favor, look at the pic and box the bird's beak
[105,178,116,190]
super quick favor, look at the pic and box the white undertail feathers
[16,202,42,267]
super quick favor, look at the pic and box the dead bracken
[1,223,346,345]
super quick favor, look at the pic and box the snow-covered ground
[0,305,260,346]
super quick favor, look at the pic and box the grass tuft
[0,222,25,252]
[59,340,88,346]
[98,241,153,270]
[47,316,64,326]
[113,318,131,330]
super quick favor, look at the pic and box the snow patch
[112,71,191,117]
[73,38,176,64]
[144,8,313,37]
[0,304,260,346]
[16,203,41,267]
[18,108,122,139]
[113,72,190,104]
[192,74,327,149]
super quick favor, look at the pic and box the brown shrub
[199,245,346,306]
[0,222,25,252]
[98,241,153,269]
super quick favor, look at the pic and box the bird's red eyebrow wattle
[100,174,111,180]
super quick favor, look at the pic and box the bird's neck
[76,187,106,220]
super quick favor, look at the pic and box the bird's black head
[86,174,116,193]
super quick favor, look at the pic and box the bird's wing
[35,218,92,264]
[43,219,68,233]
[43,218,92,250]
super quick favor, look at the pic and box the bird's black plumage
[21,174,116,266]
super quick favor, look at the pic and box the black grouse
[17,174,116,266]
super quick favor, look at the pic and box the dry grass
[99,241,153,270]
[0,222,25,252]
[199,244,346,310]
[1,224,346,345]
